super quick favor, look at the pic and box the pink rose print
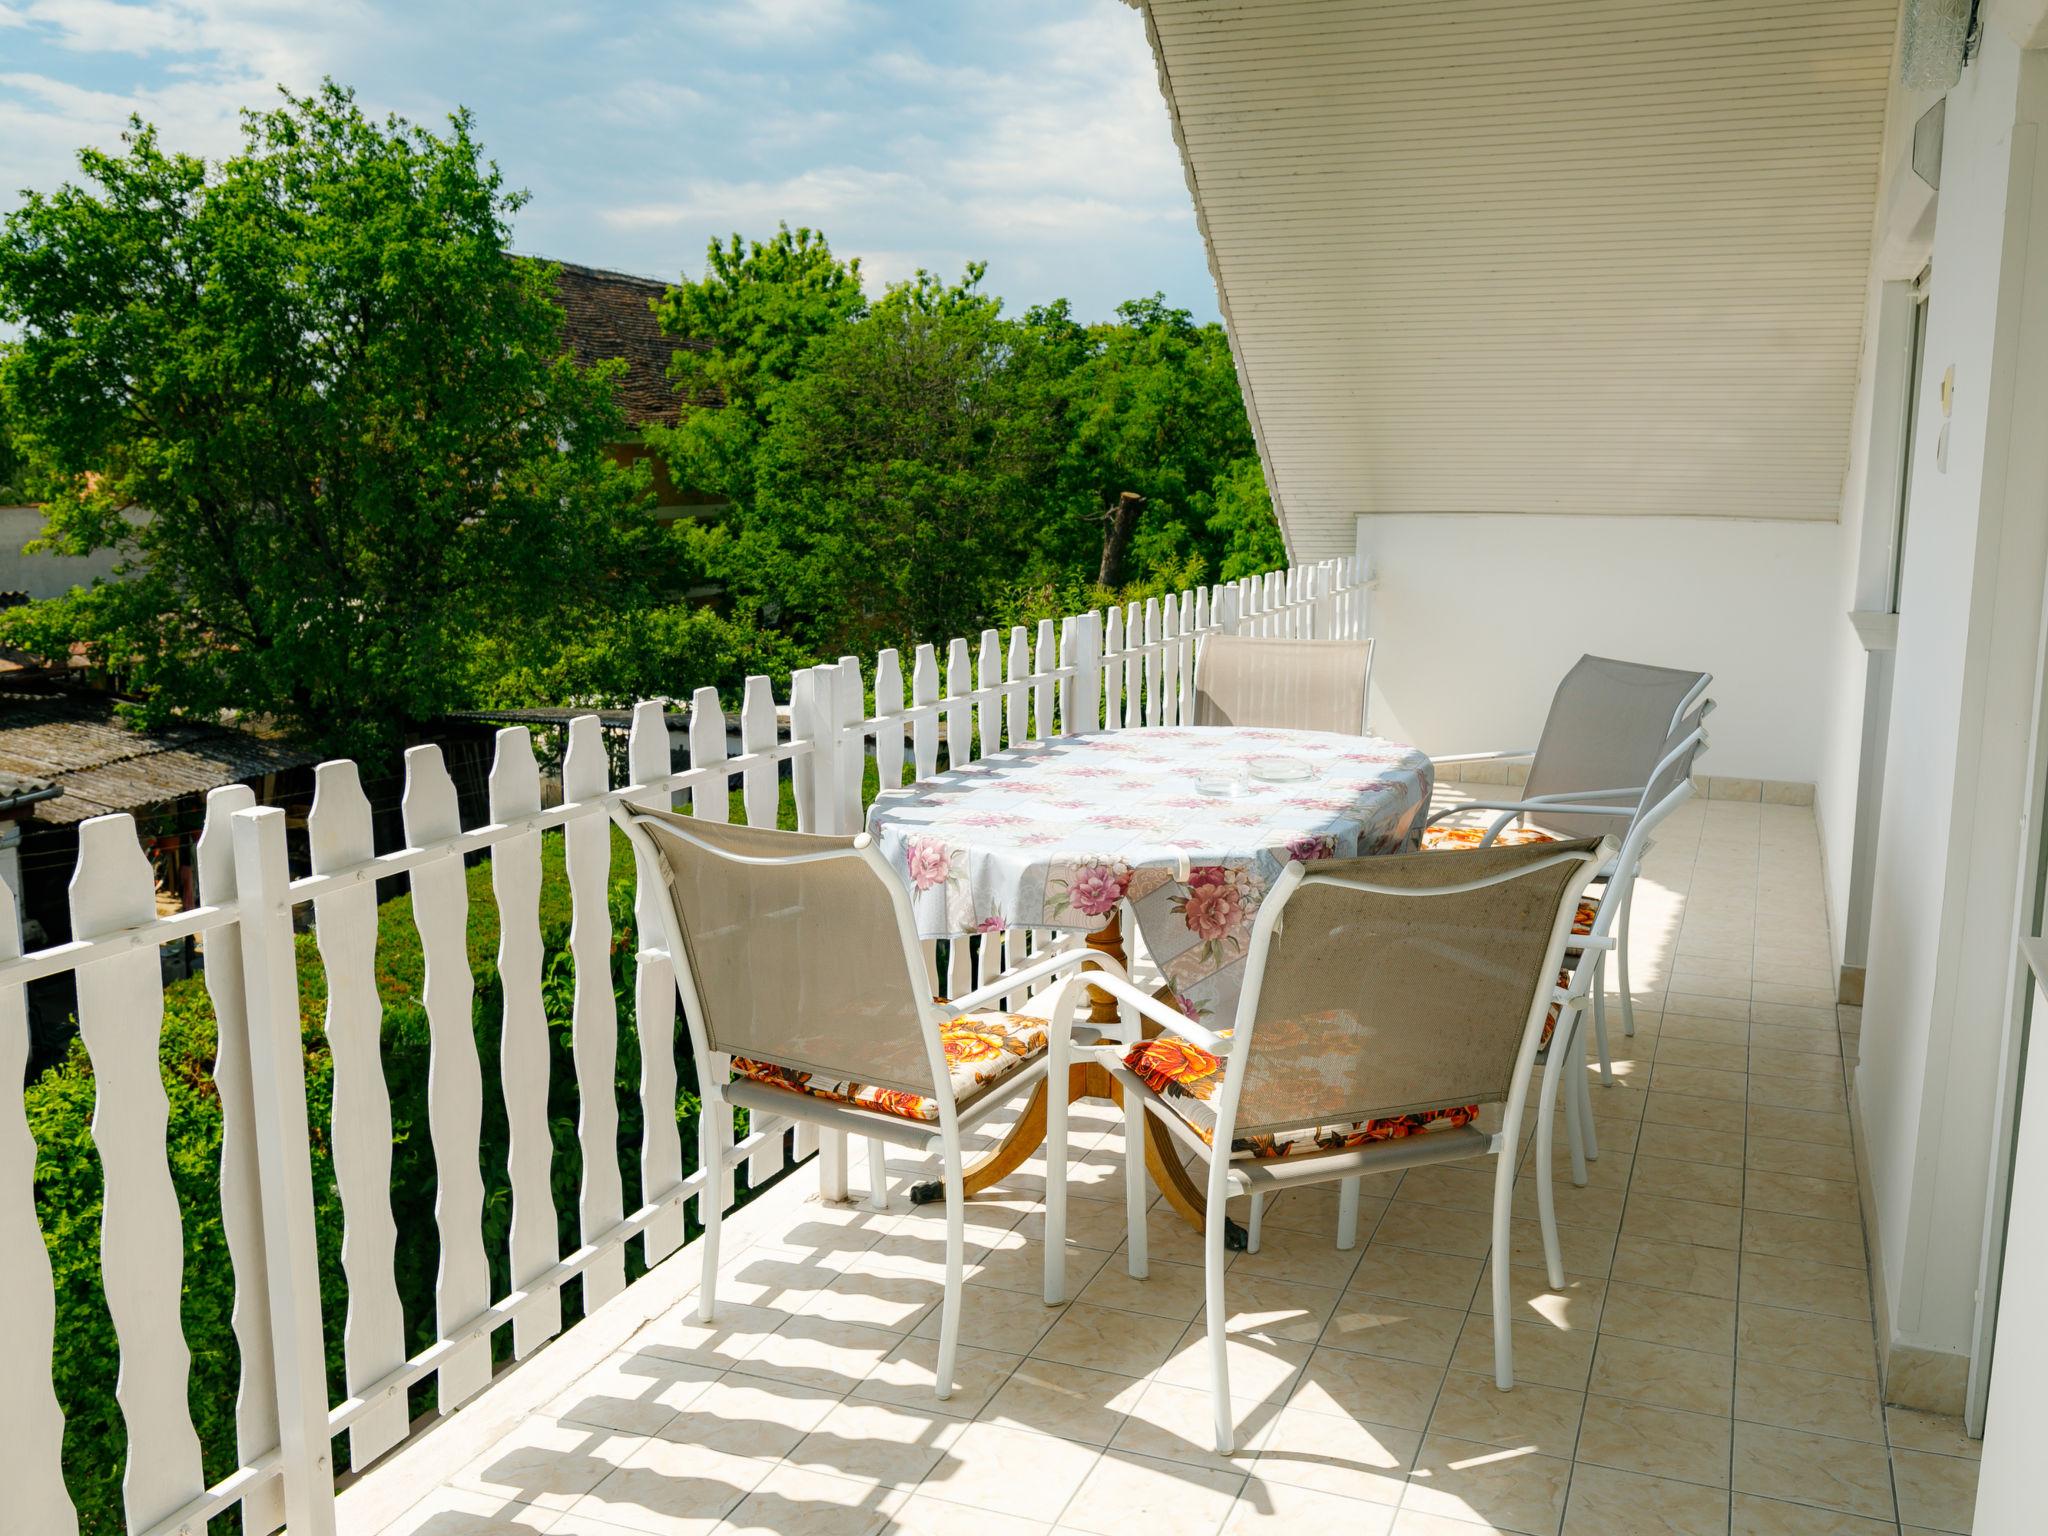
[1285,833,1337,862]
[957,811,1024,827]
[975,915,1008,935]
[1054,856,1132,918]
[1180,881,1244,943]
[905,837,952,892]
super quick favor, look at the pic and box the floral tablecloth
[865,726,1434,1025]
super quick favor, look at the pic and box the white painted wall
[1853,31,2048,1384]
[0,505,123,600]
[1352,513,1840,783]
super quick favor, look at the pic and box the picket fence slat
[1032,619,1056,742]
[308,761,411,1468]
[741,676,777,829]
[943,636,971,774]
[1005,626,1028,747]
[563,716,627,1311]
[629,702,687,1265]
[911,645,940,780]
[489,728,562,1357]
[400,747,493,1412]
[832,659,864,831]
[0,868,77,1533]
[979,629,1003,761]
[194,786,286,1535]
[874,649,906,793]
[72,814,207,1530]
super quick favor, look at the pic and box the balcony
[0,558,1982,1536]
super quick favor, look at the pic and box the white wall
[1853,31,2048,1386]
[1352,513,1840,782]
[0,505,124,600]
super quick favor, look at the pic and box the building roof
[544,259,712,430]
[0,693,319,826]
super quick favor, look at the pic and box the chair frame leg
[819,1128,849,1203]
[1535,1036,1569,1292]
[1617,867,1639,1039]
[1575,1024,1600,1165]
[1124,1090,1149,1279]
[1336,1176,1362,1251]
[1490,1135,1517,1390]
[1245,1191,1265,1254]
[1046,1059,1071,1306]
[698,1086,725,1325]
[936,1157,965,1400]
[866,1136,890,1210]
[1204,1161,1235,1454]
[1592,952,1615,1086]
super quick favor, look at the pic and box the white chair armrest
[1039,970,1227,1051]
[1430,747,1537,765]
[939,945,1126,1018]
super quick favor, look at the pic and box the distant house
[544,259,723,522]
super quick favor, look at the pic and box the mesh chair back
[629,805,936,1096]
[1193,636,1374,734]
[1522,655,1708,838]
[1233,839,1600,1140]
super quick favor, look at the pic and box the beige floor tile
[1507,1216,1619,1279]
[740,1316,908,1394]
[1075,1257,1206,1321]
[1400,1433,1571,1535]
[545,1351,723,1437]
[1289,1345,1449,1431]
[1731,1424,1896,1523]
[1597,1283,1735,1354]
[1734,1361,1884,1444]
[386,1487,558,1534]
[1607,1236,1740,1300]
[978,1358,1142,1447]
[1587,1335,1733,1416]
[1031,1302,1184,1378]
[1351,1243,1488,1311]
[571,1436,774,1534]
[1890,1447,1979,1533]
[1107,1378,1275,1474]
[1650,1063,1751,1102]
[1746,1104,1852,1148]
[1660,1014,1753,1048]
[1744,1135,1858,1184]
[1630,1155,1745,1206]
[1748,1047,1844,1083]
[1057,1448,1246,1536]
[973,1239,1109,1299]
[1653,1038,1752,1073]
[886,1493,1052,1536]
[1884,1406,1980,1460]
[785,1398,965,1488]
[1742,1210,1866,1269]
[1232,1222,1368,1289]
[1509,1178,1627,1234]
[1449,1315,1595,1392]
[1156,1323,1313,1402]
[1424,1369,1585,1456]
[1619,1194,1743,1252]
[1221,1475,1399,1535]
[716,1464,898,1536]
[1746,1170,1863,1224]
[1250,1406,1419,1504]
[1750,1024,1841,1058]
[1643,1093,1750,1136]
[1748,1074,1846,1114]
[452,1418,643,1512]
[1324,1294,1469,1366]
[1729,1493,1899,1534]
[907,1284,1064,1358]
[1635,1122,1747,1169]
[1201,1273,1345,1344]
[636,1300,790,1370]
[1575,1393,1731,1487]
[855,1336,1020,1419]
[1738,1254,1871,1321]
[654,1373,845,1459]
[1374,1200,1497,1259]
[1736,1305,1878,1381]
[1661,992,1751,1022]
[1397,1163,1500,1214]
[1561,1462,1730,1535]
[1469,1267,1608,1335]
[916,1422,1103,1524]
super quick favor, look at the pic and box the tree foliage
[0,84,657,753]
[646,228,1282,660]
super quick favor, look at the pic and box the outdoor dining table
[866,724,1435,1241]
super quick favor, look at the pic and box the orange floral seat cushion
[731,1013,1046,1124]
[1424,822,1599,1048]
[1123,1032,1479,1160]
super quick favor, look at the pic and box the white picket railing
[0,557,1366,1534]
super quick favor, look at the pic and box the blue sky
[0,0,1218,322]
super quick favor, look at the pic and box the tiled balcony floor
[360,799,1982,1536]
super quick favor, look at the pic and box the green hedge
[29,805,789,1530]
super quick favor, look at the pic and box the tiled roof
[542,259,712,430]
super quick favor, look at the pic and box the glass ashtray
[1196,773,1247,797]
[1247,755,1315,783]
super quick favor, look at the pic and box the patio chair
[1424,654,1713,1056]
[614,804,1120,1401]
[1042,836,1608,1453]
[1192,634,1377,734]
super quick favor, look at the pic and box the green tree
[0,84,656,754]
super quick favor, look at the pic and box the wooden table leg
[912,908,1244,1247]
